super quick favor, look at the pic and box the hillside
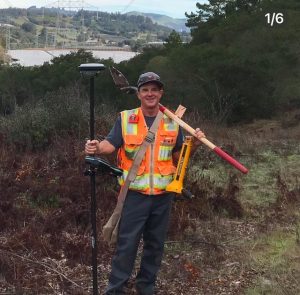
[125,11,189,32]
[1,97,299,293]
[0,7,187,50]
[1,0,300,294]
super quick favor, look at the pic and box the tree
[186,0,261,26]
[185,0,228,28]
[181,0,300,122]
[164,30,182,50]
[21,22,35,33]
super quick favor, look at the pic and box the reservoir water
[8,49,138,67]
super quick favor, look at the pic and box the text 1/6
[265,13,284,27]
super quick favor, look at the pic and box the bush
[41,85,89,137]
[0,86,89,151]
[21,22,35,33]
[0,102,52,151]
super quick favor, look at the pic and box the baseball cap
[137,72,164,89]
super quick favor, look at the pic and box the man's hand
[85,140,99,155]
[193,128,206,147]
[85,139,116,155]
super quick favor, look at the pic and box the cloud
[9,0,203,18]
[91,0,200,17]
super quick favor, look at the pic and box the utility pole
[36,30,39,48]
[43,0,100,49]
[45,28,48,48]
[5,21,10,51]
[55,0,60,48]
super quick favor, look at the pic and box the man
[85,72,205,294]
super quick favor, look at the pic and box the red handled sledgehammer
[159,104,248,174]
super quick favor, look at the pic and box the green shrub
[41,85,89,137]
[0,102,52,151]
[0,85,89,151]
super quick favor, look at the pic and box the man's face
[137,82,163,109]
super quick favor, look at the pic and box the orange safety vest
[117,107,179,195]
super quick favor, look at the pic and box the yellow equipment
[166,136,194,199]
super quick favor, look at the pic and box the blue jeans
[105,191,174,295]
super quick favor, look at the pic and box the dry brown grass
[0,108,300,294]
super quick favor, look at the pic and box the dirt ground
[1,123,300,294]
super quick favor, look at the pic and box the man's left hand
[193,128,206,147]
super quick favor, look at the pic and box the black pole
[89,76,98,295]
[90,77,95,140]
[79,63,105,295]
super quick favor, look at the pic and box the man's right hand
[85,140,99,155]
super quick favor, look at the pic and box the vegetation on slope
[0,7,176,49]
[0,1,300,294]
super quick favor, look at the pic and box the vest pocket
[157,163,176,176]
[124,134,144,160]
[136,164,145,176]
[158,133,176,161]
[154,164,176,190]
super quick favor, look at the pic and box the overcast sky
[0,0,206,18]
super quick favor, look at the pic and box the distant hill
[126,11,189,32]
[0,7,180,50]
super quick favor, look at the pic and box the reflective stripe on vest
[118,171,174,191]
[122,108,139,135]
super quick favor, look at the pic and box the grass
[235,121,300,295]
[174,118,300,293]
[241,152,300,207]
[241,156,279,207]
[246,228,300,295]
[189,149,287,208]
[1,109,299,294]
